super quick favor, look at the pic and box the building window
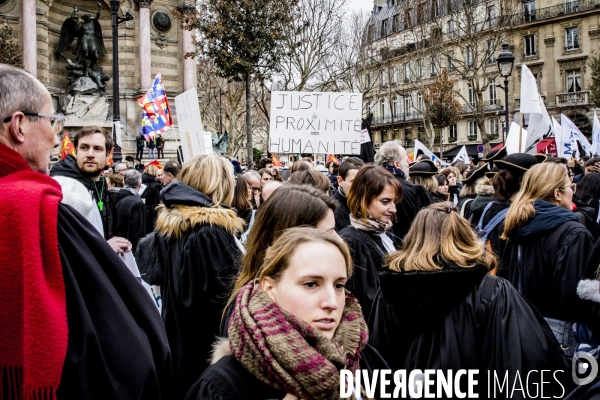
[466,46,473,68]
[404,10,411,28]
[390,67,397,84]
[416,59,422,78]
[366,73,371,88]
[487,6,496,28]
[432,0,439,18]
[367,25,374,41]
[447,52,454,71]
[487,40,496,64]
[380,98,386,117]
[489,118,499,138]
[404,62,410,81]
[524,0,536,21]
[468,120,478,139]
[565,27,579,50]
[468,84,475,106]
[431,56,438,76]
[381,19,388,38]
[566,69,582,92]
[393,96,400,116]
[489,79,497,105]
[417,4,425,24]
[417,93,423,111]
[449,123,458,139]
[524,34,536,56]
[448,20,455,39]
[392,14,400,32]
[405,95,412,114]
[565,0,580,14]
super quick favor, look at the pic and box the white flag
[559,114,590,157]
[506,122,528,154]
[591,111,600,156]
[414,139,437,162]
[519,65,552,154]
[453,146,470,164]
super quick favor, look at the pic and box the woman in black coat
[500,162,596,355]
[154,154,245,399]
[372,203,573,398]
[573,172,600,239]
[339,165,403,322]
[141,164,163,228]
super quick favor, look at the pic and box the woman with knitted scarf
[339,165,402,322]
[186,227,387,400]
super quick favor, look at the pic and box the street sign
[478,152,485,158]
[477,145,484,153]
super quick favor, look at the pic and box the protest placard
[269,91,363,155]
[174,88,210,160]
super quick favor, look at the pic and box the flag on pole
[453,146,469,164]
[559,114,591,157]
[327,154,338,164]
[138,73,173,140]
[60,132,75,159]
[106,148,114,166]
[414,139,450,166]
[145,159,163,169]
[591,112,600,156]
[272,154,283,167]
[506,122,528,154]
[519,65,552,153]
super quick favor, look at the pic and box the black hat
[409,159,439,176]
[482,146,507,168]
[463,164,489,185]
[125,155,134,162]
[533,153,548,163]
[485,166,500,179]
[494,153,539,178]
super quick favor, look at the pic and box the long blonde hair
[501,163,569,240]
[387,202,497,272]
[409,175,438,193]
[178,154,235,206]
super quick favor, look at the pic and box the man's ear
[8,113,26,144]
[260,277,277,302]
[337,175,343,185]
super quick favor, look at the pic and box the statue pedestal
[60,93,111,129]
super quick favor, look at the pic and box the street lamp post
[496,43,515,144]
[110,1,133,163]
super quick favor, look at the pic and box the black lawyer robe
[332,188,351,232]
[110,188,150,253]
[372,265,573,399]
[56,203,171,400]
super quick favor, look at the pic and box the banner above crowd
[269,91,362,155]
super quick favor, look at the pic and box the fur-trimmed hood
[155,181,245,238]
[577,279,600,303]
[475,179,495,196]
[210,337,232,365]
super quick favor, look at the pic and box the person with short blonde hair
[500,163,595,354]
[371,203,571,394]
[152,153,245,398]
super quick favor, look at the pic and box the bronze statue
[56,2,108,90]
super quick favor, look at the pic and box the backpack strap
[477,202,495,231]
[479,208,509,241]
[460,198,475,218]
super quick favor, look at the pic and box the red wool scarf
[0,144,68,400]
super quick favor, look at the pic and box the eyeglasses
[3,112,66,134]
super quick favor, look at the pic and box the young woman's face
[556,176,574,211]
[447,173,457,187]
[260,172,273,188]
[462,168,470,179]
[261,241,347,339]
[367,184,397,223]
[437,180,449,195]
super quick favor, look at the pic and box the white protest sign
[360,129,371,144]
[269,91,363,155]
[174,88,209,161]
[203,132,214,154]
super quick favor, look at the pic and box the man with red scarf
[0,64,171,399]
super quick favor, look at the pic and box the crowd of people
[4,64,600,400]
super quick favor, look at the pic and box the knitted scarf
[0,144,68,400]
[228,281,369,400]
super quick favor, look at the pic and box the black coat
[574,198,600,240]
[155,182,245,399]
[50,155,115,240]
[110,188,150,253]
[339,226,401,323]
[499,200,596,322]
[372,264,573,398]
[457,194,477,219]
[185,344,388,400]
[56,203,171,399]
[332,187,351,232]
[142,173,162,226]
[386,167,433,239]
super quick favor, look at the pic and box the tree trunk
[245,73,253,170]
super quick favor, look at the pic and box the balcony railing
[556,91,589,105]
[371,111,424,125]
[460,99,502,114]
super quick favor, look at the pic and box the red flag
[60,132,75,159]
[327,154,338,164]
[106,148,114,166]
[145,160,163,169]
[272,154,283,167]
